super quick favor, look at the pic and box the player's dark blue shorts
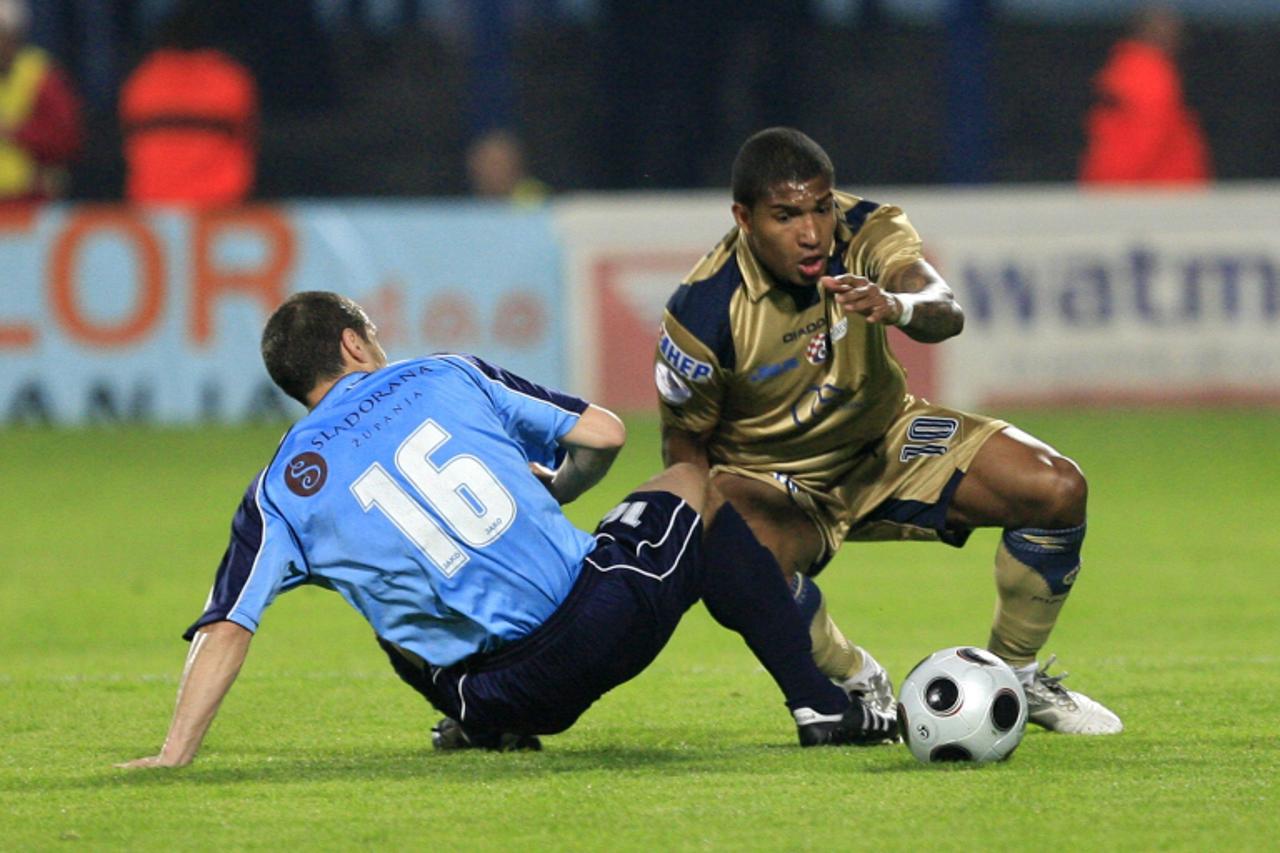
[378,490,704,735]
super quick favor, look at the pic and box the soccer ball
[897,646,1028,764]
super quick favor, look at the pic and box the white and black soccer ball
[897,646,1028,764]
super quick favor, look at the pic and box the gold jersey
[656,191,925,491]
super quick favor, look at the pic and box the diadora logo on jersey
[748,358,799,383]
[654,362,692,404]
[658,327,713,382]
[805,332,829,365]
[285,452,328,497]
[781,317,826,344]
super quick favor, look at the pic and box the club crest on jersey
[285,452,327,497]
[805,331,829,365]
[658,327,713,383]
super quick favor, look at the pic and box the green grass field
[2,409,1278,850]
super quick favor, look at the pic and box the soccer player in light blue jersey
[119,291,897,768]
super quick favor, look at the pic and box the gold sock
[809,597,866,681]
[987,541,1072,667]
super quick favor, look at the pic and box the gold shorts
[712,396,1007,566]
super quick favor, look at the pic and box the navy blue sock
[790,573,823,625]
[700,503,849,716]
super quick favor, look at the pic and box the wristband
[893,295,915,328]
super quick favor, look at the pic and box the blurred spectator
[0,0,82,204]
[465,129,548,206]
[119,1,257,206]
[1079,5,1212,186]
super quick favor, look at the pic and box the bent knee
[1037,456,1087,527]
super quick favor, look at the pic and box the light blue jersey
[187,355,594,666]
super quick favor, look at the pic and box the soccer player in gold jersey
[655,128,1121,735]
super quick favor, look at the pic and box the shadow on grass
[47,726,1164,792]
[865,759,1004,775]
[64,743,732,790]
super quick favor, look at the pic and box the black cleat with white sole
[795,699,901,747]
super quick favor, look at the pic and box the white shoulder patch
[654,362,692,405]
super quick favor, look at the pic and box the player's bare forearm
[549,404,626,503]
[661,424,711,472]
[551,443,622,503]
[821,260,963,344]
[880,260,964,343]
[117,621,252,769]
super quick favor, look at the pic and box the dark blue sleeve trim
[461,354,588,415]
[183,472,266,641]
[664,267,739,371]
[842,199,880,235]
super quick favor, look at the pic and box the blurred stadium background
[33,0,1280,196]
[4,0,1278,425]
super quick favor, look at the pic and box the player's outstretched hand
[115,754,189,769]
[820,274,902,325]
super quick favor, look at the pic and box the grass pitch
[2,410,1277,849]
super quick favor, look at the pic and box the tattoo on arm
[886,261,965,343]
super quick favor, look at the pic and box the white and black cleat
[1022,656,1123,735]
[795,700,901,747]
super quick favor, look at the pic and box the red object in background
[595,254,675,411]
[120,48,257,206]
[887,327,936,402]
[0,46,83,203]
[1080,38,1212,186]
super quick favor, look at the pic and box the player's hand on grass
[820,274,903,325]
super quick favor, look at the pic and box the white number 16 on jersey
[350,419,517,577]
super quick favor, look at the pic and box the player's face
[734,177,836,287]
